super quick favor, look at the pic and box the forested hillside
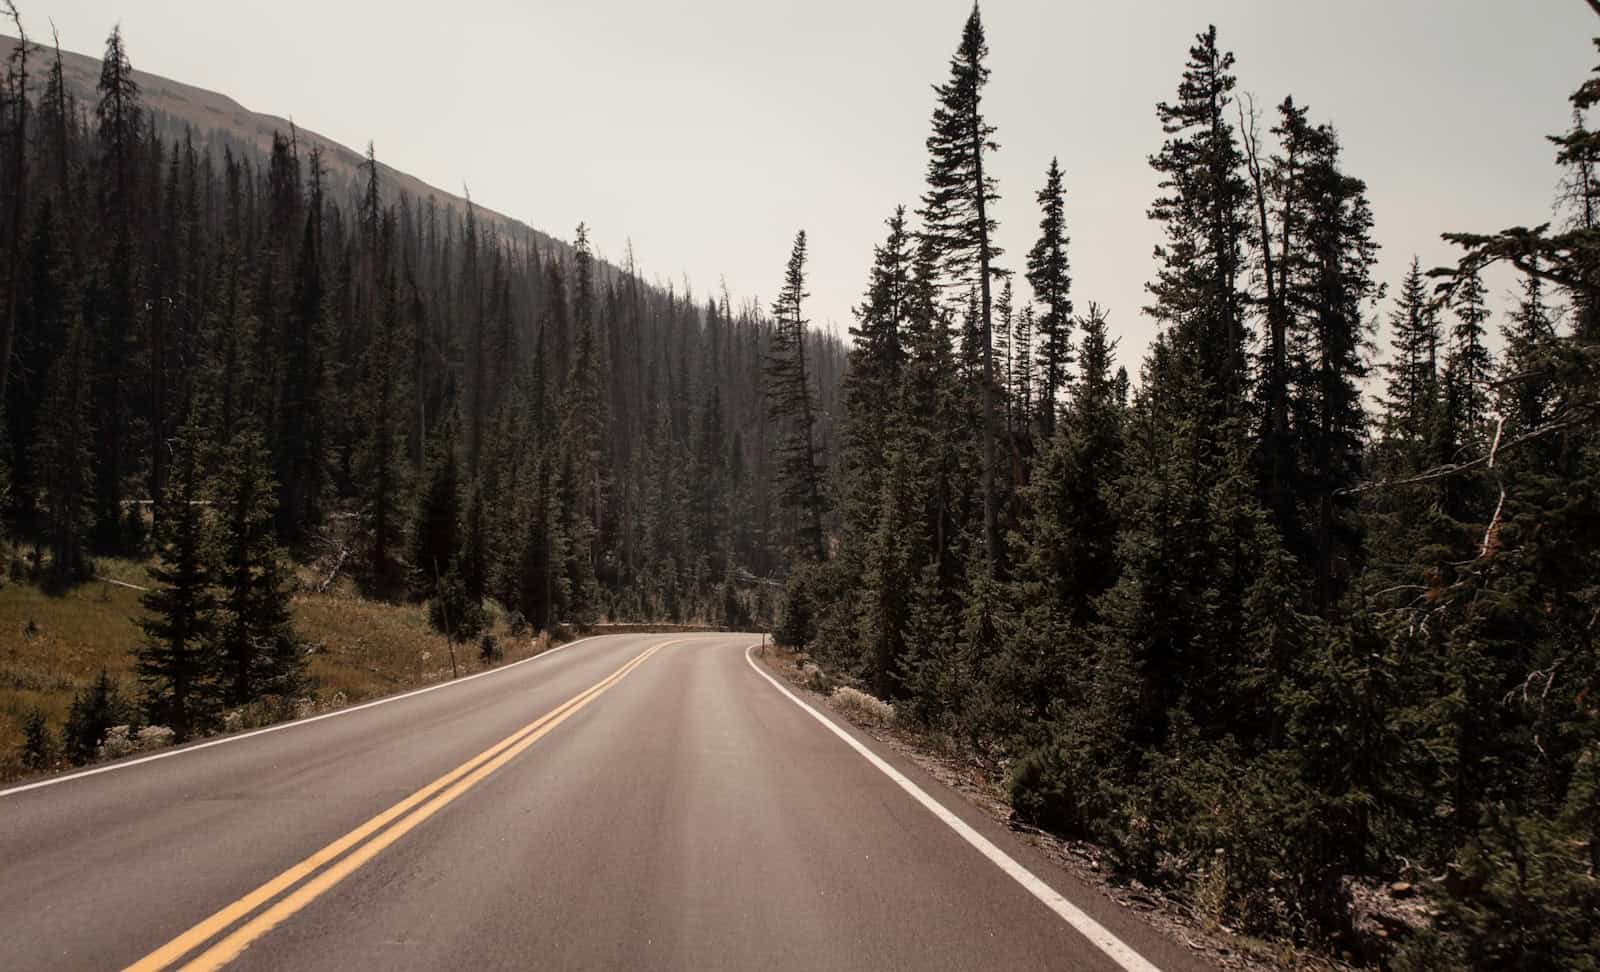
[0,18,845,734]
[775,8,1600,966]
[0,30,545,253]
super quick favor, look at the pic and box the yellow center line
[125,640,671,972]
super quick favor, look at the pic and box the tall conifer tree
[213,419,303,705]
[137,412,218,739]
[765,230,825,563]
[1026,157,1071,439]
[922,4,1003,564]
[1145,26,1251,423]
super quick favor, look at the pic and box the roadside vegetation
[763,8,1600,970]
[0,543,553,783]
[0,10,778,781]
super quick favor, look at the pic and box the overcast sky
[28,1,1599,359]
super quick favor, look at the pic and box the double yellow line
[126,641,667,972]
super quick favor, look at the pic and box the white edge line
[0,634,612,799]
[744,645,1163,972]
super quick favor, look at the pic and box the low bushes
[831,685,896,728]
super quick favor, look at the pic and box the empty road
[0,633,1208,971]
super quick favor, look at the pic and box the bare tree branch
[1339,408,1595,495]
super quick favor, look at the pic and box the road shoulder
[749,644,1350,972]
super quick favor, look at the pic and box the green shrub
[1154,747,1349,942]
[1008,712,1130,838]
[774,568,817,649]
[478,632,502,664]
[427,569,484,642]
[1010,737,1099,836]
[1398,806,1600,971]
[19,708,54,770]
[61,670,133,765]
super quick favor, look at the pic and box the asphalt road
[0,633,1212,971]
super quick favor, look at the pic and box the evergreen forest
[3,4,1598,966]
[769,10,1600,967]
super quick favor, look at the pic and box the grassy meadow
[0,555,551,782]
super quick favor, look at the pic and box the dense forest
[4,3,1599,966]
[769,8,1600,967]
[0,17,845,736]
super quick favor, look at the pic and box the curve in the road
[0,635,598,800]
[0,633,1206,972]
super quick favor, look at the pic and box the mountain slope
[0,32,557,256]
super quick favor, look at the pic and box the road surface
[0,633,1210,971]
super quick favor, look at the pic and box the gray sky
[30,1,1600,359]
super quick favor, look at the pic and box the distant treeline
[0,20,845,634]
[770,8,1599,966]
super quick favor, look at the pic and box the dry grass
[0,556,154,775]
[831,685,897,728]
[294,579,552,701]
[0,560,557,782]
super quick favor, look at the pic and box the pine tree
[461,197,486,479]
[921,4,1003,564]
[1026,157,1072,439]
[1145,25,1251,423]
[91,25,143,553]
[831,208,914,653]
[561,224,606,607]
[513,452,566,632]
[19,707,53,771]
[212,419,303,706]
[356,218,410,596]
[61,670,130,764]
[146,146,182,517]
[854,436,920,697]
[8,194,71,533]
[1380,258,1441,454]
[1286,115,1379,610]
[1011,305,1035,437]
[1084,26,1263,772]
[1248,95,1314,546]
[899,234,966,588]
[274,149,329,547]
[1014,304,1122,625]
[690,385,728,562]
[412,410,463,593]
[0,2,28,410]
[541,258,570,393]
[765,230,825,562]
[137,412,219,739]
[31,316,95,583]
[510,330,567,630]
[1498,269,1557,438]
[1365,258,1454,604]
[898,561,960,727]
[35,29,71,200]
[459,476,489,603]
[1446,269,1495,443]
[1004,303,1123,726]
